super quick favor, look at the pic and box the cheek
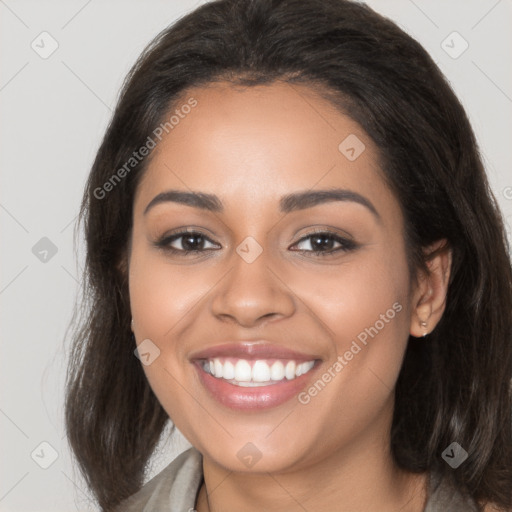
[283,251,411,452]
[307,248,408,327]
[129,239,212,345]
[300,248,411,387]
[127,236,222,421]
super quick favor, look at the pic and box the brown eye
[155,230,220,254]
[291,231,357,256]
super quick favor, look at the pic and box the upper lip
[189,342,321,362]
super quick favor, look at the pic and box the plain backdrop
[1,1,511,510]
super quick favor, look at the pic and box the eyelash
[154,228,358,257]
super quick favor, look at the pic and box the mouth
[190,343,322,410]
[200,357,316,386]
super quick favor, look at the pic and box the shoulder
[482,504,511,512]
[426,472,512,512]
[114,447,203,512]
[425,470,479,512]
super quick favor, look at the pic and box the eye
[155,230,220,254]
[154,229,357,257]
[290,231,357,256]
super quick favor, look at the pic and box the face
[128,81,417,474]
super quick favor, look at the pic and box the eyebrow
[144,188,380,219]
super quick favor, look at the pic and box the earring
[420,320,428,337]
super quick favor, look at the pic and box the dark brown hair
[65,0,512,510]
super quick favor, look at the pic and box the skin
[128,81,452,512]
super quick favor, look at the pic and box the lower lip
[193,361,320,410]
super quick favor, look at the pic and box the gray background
[1,1,511,510]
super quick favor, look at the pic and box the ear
[410,239,452,338]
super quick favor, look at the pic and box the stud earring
[420,320,428,337]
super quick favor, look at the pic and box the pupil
[183,234,203,250]
[312,235,332,251]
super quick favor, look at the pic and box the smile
[190,342,322,410]
[201,357,317,387]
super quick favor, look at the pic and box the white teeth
[252,360,271,382]
[270,361,285,380]
[234,359,252,381]
[236,380,278,387]
[214,359,223,378]
[202,357,316,384]
[302,361,315,374]
[223,360,235,379]
[296,361,315,377]
[285,361,296,380]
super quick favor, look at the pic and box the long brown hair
[65,0,512,510]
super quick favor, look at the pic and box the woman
[64,0,512,510]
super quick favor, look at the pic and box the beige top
[115,448,479,512]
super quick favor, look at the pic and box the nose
[210,247,296,328]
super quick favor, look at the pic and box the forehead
[135,81,394,214]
